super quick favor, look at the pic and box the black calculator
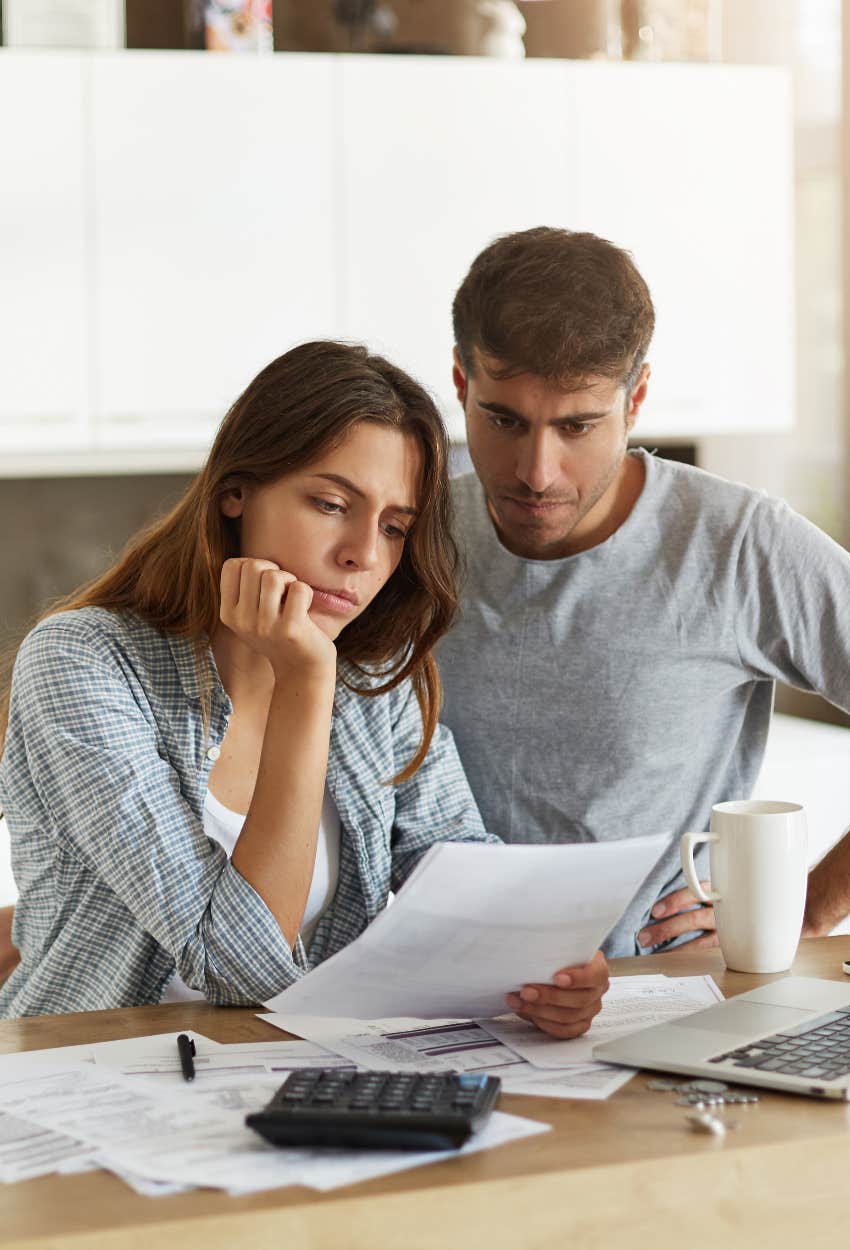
[246,1068,501,1151]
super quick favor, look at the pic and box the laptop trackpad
[669,1000,813,1036]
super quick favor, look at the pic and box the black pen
[177,1033,196,1082]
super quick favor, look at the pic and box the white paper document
[149,1042,353,1112]
[0,1030,220,1078]
[0,1110,96,1183]
[260,1013,528,1075]
[483,974,724,1069]
[265,835,668,1019]
[298,1110,550,1194]
[109,1038,350,1104]
[0,1057,548,1196]
[0,1034,225,1184]
[99,1164,194,1198]
[498,1063,636,1100]
[87,1031,223,1076]
[208,1039,350,1073]
[0,1032,336,1181]
[261,1012,635,1100]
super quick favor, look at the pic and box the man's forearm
[804,827,850,936]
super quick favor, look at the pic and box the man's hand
[802,836,850,938]
[637,883,719,950]
[505,950,609,1039]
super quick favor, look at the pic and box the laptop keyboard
[709,1006,850,1080]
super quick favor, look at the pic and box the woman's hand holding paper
[505,950,610,1039]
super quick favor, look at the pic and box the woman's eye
[382,522,408,539]
[313,497,344,514]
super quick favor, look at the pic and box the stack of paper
[261,973,724,1102]
[0,1031,547,1195]
[0,973,723,1196]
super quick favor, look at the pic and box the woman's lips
[309,586,360,614]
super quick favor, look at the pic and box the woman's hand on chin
[219,557,337,683]
[505,949,610,1040]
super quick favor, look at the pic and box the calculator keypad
[246,1068,501,1151]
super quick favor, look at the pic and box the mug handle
[680,833,721,903]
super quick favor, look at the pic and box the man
[437,226,850,958]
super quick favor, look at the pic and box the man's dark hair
[452,227,655,392]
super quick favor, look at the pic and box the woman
[0,341,607,1028]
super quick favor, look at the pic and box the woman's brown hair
[1,342,458,781]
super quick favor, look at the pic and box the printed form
[0,1060,547,1195]
[262,975,724,1101]
[483,975,725,1068]
[265,835,668,1019]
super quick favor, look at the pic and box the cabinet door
[337,56,579,439]
[0,51,89,453]
[91,52,336,452]
[571,63,794,437]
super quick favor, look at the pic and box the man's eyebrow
[309,473,418,516]
[477,400,610,422]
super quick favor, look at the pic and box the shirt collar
[166,631,230,714]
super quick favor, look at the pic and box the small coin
[646,1079,679,1091]
[676,1096,705,1107]
[688,1079,730,1094]
[686,1112,727,1136]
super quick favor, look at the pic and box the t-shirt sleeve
[734,496,850,711]
[8,622,304,1005]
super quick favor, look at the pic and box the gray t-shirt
[437,451,850,957]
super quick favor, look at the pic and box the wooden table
[3,936,850,1250]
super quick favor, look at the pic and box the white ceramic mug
[680,800,808,974]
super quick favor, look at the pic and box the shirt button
[206,745,221,762]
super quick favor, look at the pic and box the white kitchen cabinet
[0,51,794,473]
[0,51,89,454]
[337,56,580,438]
[570,62,794,438]
[90,52,337,451]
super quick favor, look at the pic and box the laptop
[593,976,850,1100]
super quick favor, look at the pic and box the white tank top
[160,787,341,1003]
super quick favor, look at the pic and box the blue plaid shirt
[0,608,494,1017]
